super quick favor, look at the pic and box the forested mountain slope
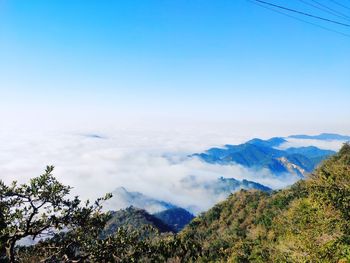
[102,206,175,238]
[153,207,194,233]
[181,144,350,262]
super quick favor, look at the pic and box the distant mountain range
[101,133,348,235]
[289,133,350,141]
[105,178,272,216]
[101,177,271,235]
[180,144,350,262]
[192,134,339,177]
[180,176,272,196]
[103,187,176,214]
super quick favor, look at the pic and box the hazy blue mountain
[285,146,335,158]
[81,133,106,139]
[197,143,285,167]
[193,136,336,177]
[289,133,350,141]
[153,207,195,233]
[102,178,269,235]
[104,187,176,214]
[180,176,272,196]
[214,177,272,193]
[104,182,271,216]
[240,179,272,192]
[247,137,286,148]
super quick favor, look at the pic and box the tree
[0,167,200,262]
[0,166,111,262]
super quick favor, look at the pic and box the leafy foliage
[0,166,110,262]
[102,206,175,238]
[0,167,200,262]
[181,144,350,262]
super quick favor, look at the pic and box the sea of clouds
[278,138,345,151]
[0,127,345,213]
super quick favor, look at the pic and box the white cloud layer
[278,138,345,151]
[1,128,342,213]
[9,128,343,246]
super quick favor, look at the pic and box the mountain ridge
[289,133,350,141]
[103,187,176,214]
[153,207,195,233]
[180,143,350,262]
[193,135,337,177]
[102,206,176,238]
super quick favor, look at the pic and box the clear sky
[1,0,349,134]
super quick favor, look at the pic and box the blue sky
[1,0,349,134]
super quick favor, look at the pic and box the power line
[297,0,350,21]
[327,0,350,11]
[247,0,350,37]
[309,0,350,20]
[251,0,350,27]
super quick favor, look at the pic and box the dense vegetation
[182,143,350,262]
[1,144,349,262]
[102,206,176,237]
[0,167,200,262]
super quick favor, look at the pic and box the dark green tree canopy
[0,166,112,262]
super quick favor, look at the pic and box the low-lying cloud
[0,129,318,213]
[278,138,345,151]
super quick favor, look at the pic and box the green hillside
[181,144,350,262]
[101,206,175,238]
[1,144,349,262]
